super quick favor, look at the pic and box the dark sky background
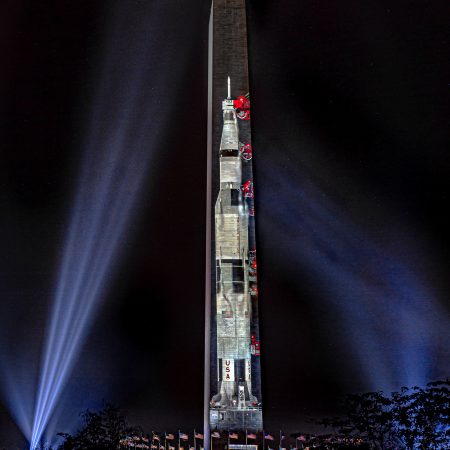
[1,0,450,448]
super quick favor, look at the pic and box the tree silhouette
[391,380,450,450]
[320,380,450,449]
[33,442,53,450]
[57,402,138,450]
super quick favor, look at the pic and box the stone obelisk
[205,1,263,443]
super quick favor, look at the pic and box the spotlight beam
[29,134,155,449]
[30,129,134,447]
[260,163,449,390]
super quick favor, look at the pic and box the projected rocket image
[209,79,262,430]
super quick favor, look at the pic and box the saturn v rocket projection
[205,0,263,432]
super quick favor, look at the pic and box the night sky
[1,0,450,448]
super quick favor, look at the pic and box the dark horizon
[1,0,449,448]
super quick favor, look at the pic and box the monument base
[228,446,258,450]
[210,407,263,431]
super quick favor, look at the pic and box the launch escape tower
[205,0,263,435]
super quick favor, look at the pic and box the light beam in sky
[23,2,197,447]
[259,159,449,391]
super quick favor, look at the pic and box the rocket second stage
[210,82,261,428]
